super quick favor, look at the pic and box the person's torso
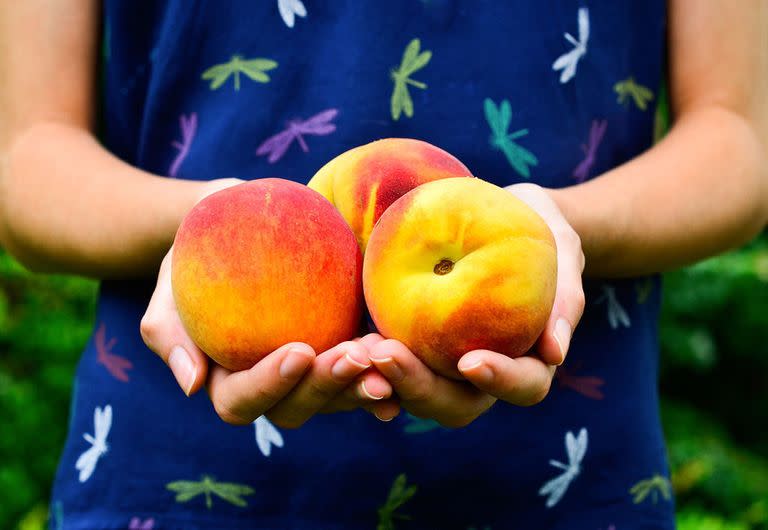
[52,2,674,529]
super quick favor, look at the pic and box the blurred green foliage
[1,235,767,529]
[0,251,97,529]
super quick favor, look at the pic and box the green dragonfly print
[377,473,418,530]
[166,475,255,509]
[484,98,538,178]
[614,77,654,111]
[390,38,432,121]
[202,55,278,91]
[629,474,672,504]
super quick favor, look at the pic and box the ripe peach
[308,138,473,252]
[363,178,557,379]
[171,179,363,371]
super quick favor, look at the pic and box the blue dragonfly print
[538,427,588,508]
[596,284,631,329]
[484,98,538,178]
[552,7,590,83]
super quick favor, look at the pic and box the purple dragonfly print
[95,323,133,382]
[572,119,607,182]
[555,363,605,400]
[256,108,338,164]
[169,113,198,177]
[129,517,155,529]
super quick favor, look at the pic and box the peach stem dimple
[434,258,454,275]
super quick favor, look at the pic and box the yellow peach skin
[308,138,473,252]
[172,179,363,371]
[363,178,557,380]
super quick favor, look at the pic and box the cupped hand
[363,183,585,427]
[140,178,398,427]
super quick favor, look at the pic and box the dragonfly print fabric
[51,2,673,528]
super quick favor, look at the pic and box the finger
[459,350,556,406]
[206,342,315,425]
[369,339,496,428]
[266,341,373,428]
[140,249,208,396]
[537,227,586,366]
[318,396,400,416]
[367,399,402,422]
[337,370,394,404]
[317,371,394,414]
[354,333,386,350]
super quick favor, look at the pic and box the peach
[363,178,557,379]
[171,178,363,371]
[308,138,473,252]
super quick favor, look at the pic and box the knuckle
[559,226,582,250]
[212,399,252,426]
[521,379,552,407]
[254,385,285,406]
[404,386,432,404]
[573,287,586,313]
[139,313,158,346]
[303,378,332,403]
[267,414,305,430]
[439,414,476,429]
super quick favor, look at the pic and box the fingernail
[169,346,196,396]
[331,351,370,381]
[554,318,572,365]
[458,356,493,385]
[374,410,395,422]
[280,348,313,379]
[360,380,385,400]
[369,356,404,383]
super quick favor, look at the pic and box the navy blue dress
[50,2,674,528]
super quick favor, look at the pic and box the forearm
[551,106,768,277]
[0,122,208,277]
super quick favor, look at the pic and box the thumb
[140,248,209,396]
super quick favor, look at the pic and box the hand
[366,183,585,427]
[140,178,398,427]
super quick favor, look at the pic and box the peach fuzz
[171,178,363,371]
[363,178,557,380]
[307,138,473,252]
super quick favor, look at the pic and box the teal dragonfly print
[390,39,432,120]
[484,98,538,178]
[166,475,255,509]
[202,55,278,91]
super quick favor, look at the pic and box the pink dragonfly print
[129,517,155,529]
[94,323,133,382]
[555,363,605,400]
[169,113,198,177]
[572,119,607,182]
[256,108,338,164]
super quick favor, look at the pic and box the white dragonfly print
[538,427,588,508]
[254,416,284,457]
[75,404,112,482]
[278,0,307,28]
[552,7,590,84]
[596,284,631,329]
